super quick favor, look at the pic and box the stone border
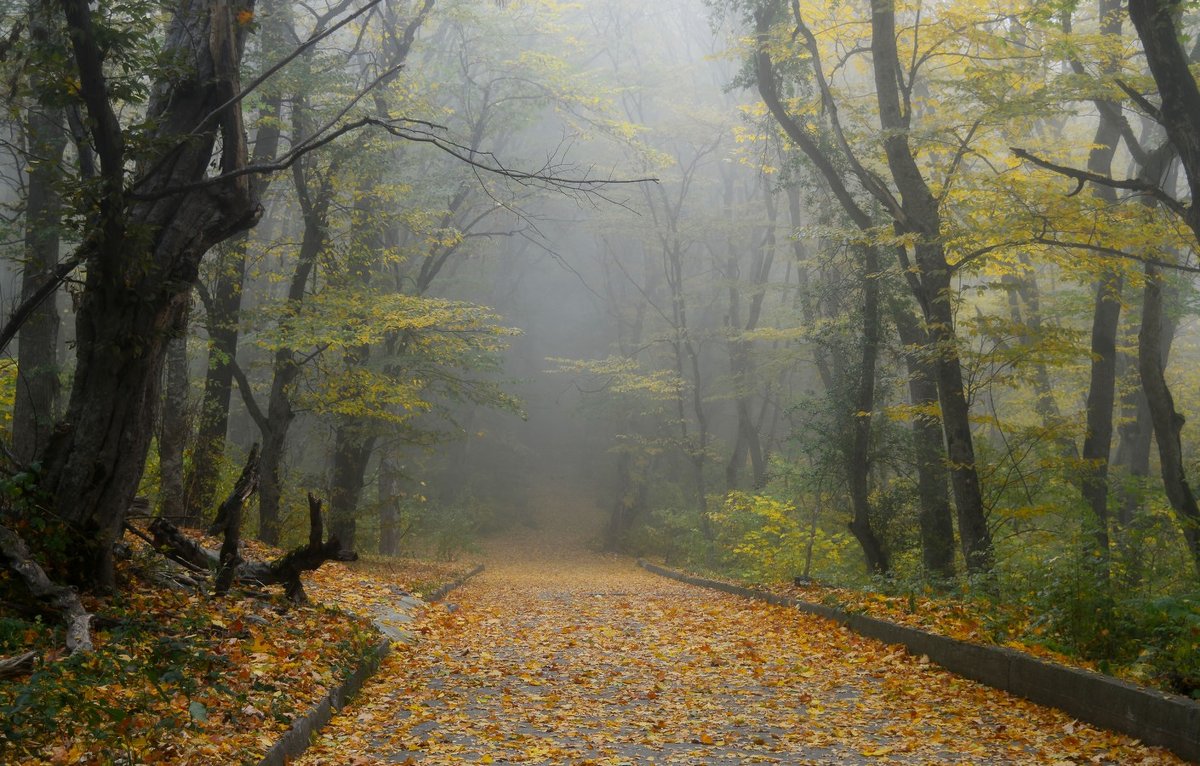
[256,638,391,766]
[424,563,485,603]
[638,560,1200,764]
[256,565,482,766]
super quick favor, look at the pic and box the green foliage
[710,491,853,583]
[1134,593,1200,698]
[0,598,228,759]
[634,506,714,571]
[0,359,16,443]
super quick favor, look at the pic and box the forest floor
[294,493,1187,766]
[0,531,475,765]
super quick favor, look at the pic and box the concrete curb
[425,563,485,603]
[255,638,391,766]
[255,565,482,766]
[638,559,1200,764]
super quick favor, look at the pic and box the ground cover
[0,528,474,765]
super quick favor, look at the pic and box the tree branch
[0,254,84,357]
[0,524,92,654]
[1010,147,1189,219]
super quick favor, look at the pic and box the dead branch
[0,524,92,654]
[209,445,259,596]
[236,493,358,602]
[207,444,261,538]
[149,489,356,604]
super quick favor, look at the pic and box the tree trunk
[1128,0,1200,244]
[891,301,956,579]
[378,453,403,555]
[1080,270,1121,561]
[846,245,888,575]
[328,421,376,552]
[756,2,987,574]
[184,0,286,525]
[12,42,67,462]
[869,0,992,573]
[257,353,296,545]
[157,331,190,521]
[255,101,333,544]
[1138,265,1200,576]
[41,0,259,588]
[1077,0,1124,567]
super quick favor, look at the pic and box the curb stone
[255,639,390,766]
[254,564,483,766]
[638,559,1200,764]
[425,563,485,603]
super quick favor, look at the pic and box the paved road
[297,543,1181,765]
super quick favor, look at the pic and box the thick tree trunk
[39,0,259,589]
[13,59,67,462]
[328,421,376,552]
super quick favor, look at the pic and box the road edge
[425,563,485,603]
[638,559,1200,764]
[255,564,485,766]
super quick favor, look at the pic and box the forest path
[297,495,1180,765]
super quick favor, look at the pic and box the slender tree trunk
[1138,265,1200,576]
[891,301,955,579]
[183,0,285,526]
[256,130,332,543]
[157,331,190,520]
[1113,305,1176,583]
[869,0,992,573]
[377,453,402,556]
[13,7,67,462]
[846,245,888,575]
[1080,270,1121,560]
[255,350,298,545]
[1077,1,1124,566]
[1004,256,1073,451]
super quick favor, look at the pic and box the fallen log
[0,650,36,679]
[148,487,356,604]
[0,524,92,654]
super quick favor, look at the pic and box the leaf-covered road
[298,535,1182,765]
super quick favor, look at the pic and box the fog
[8,0,1198,591]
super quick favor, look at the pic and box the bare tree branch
[1010,147,1189,219]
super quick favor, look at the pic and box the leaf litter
[296,543,1185,766]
